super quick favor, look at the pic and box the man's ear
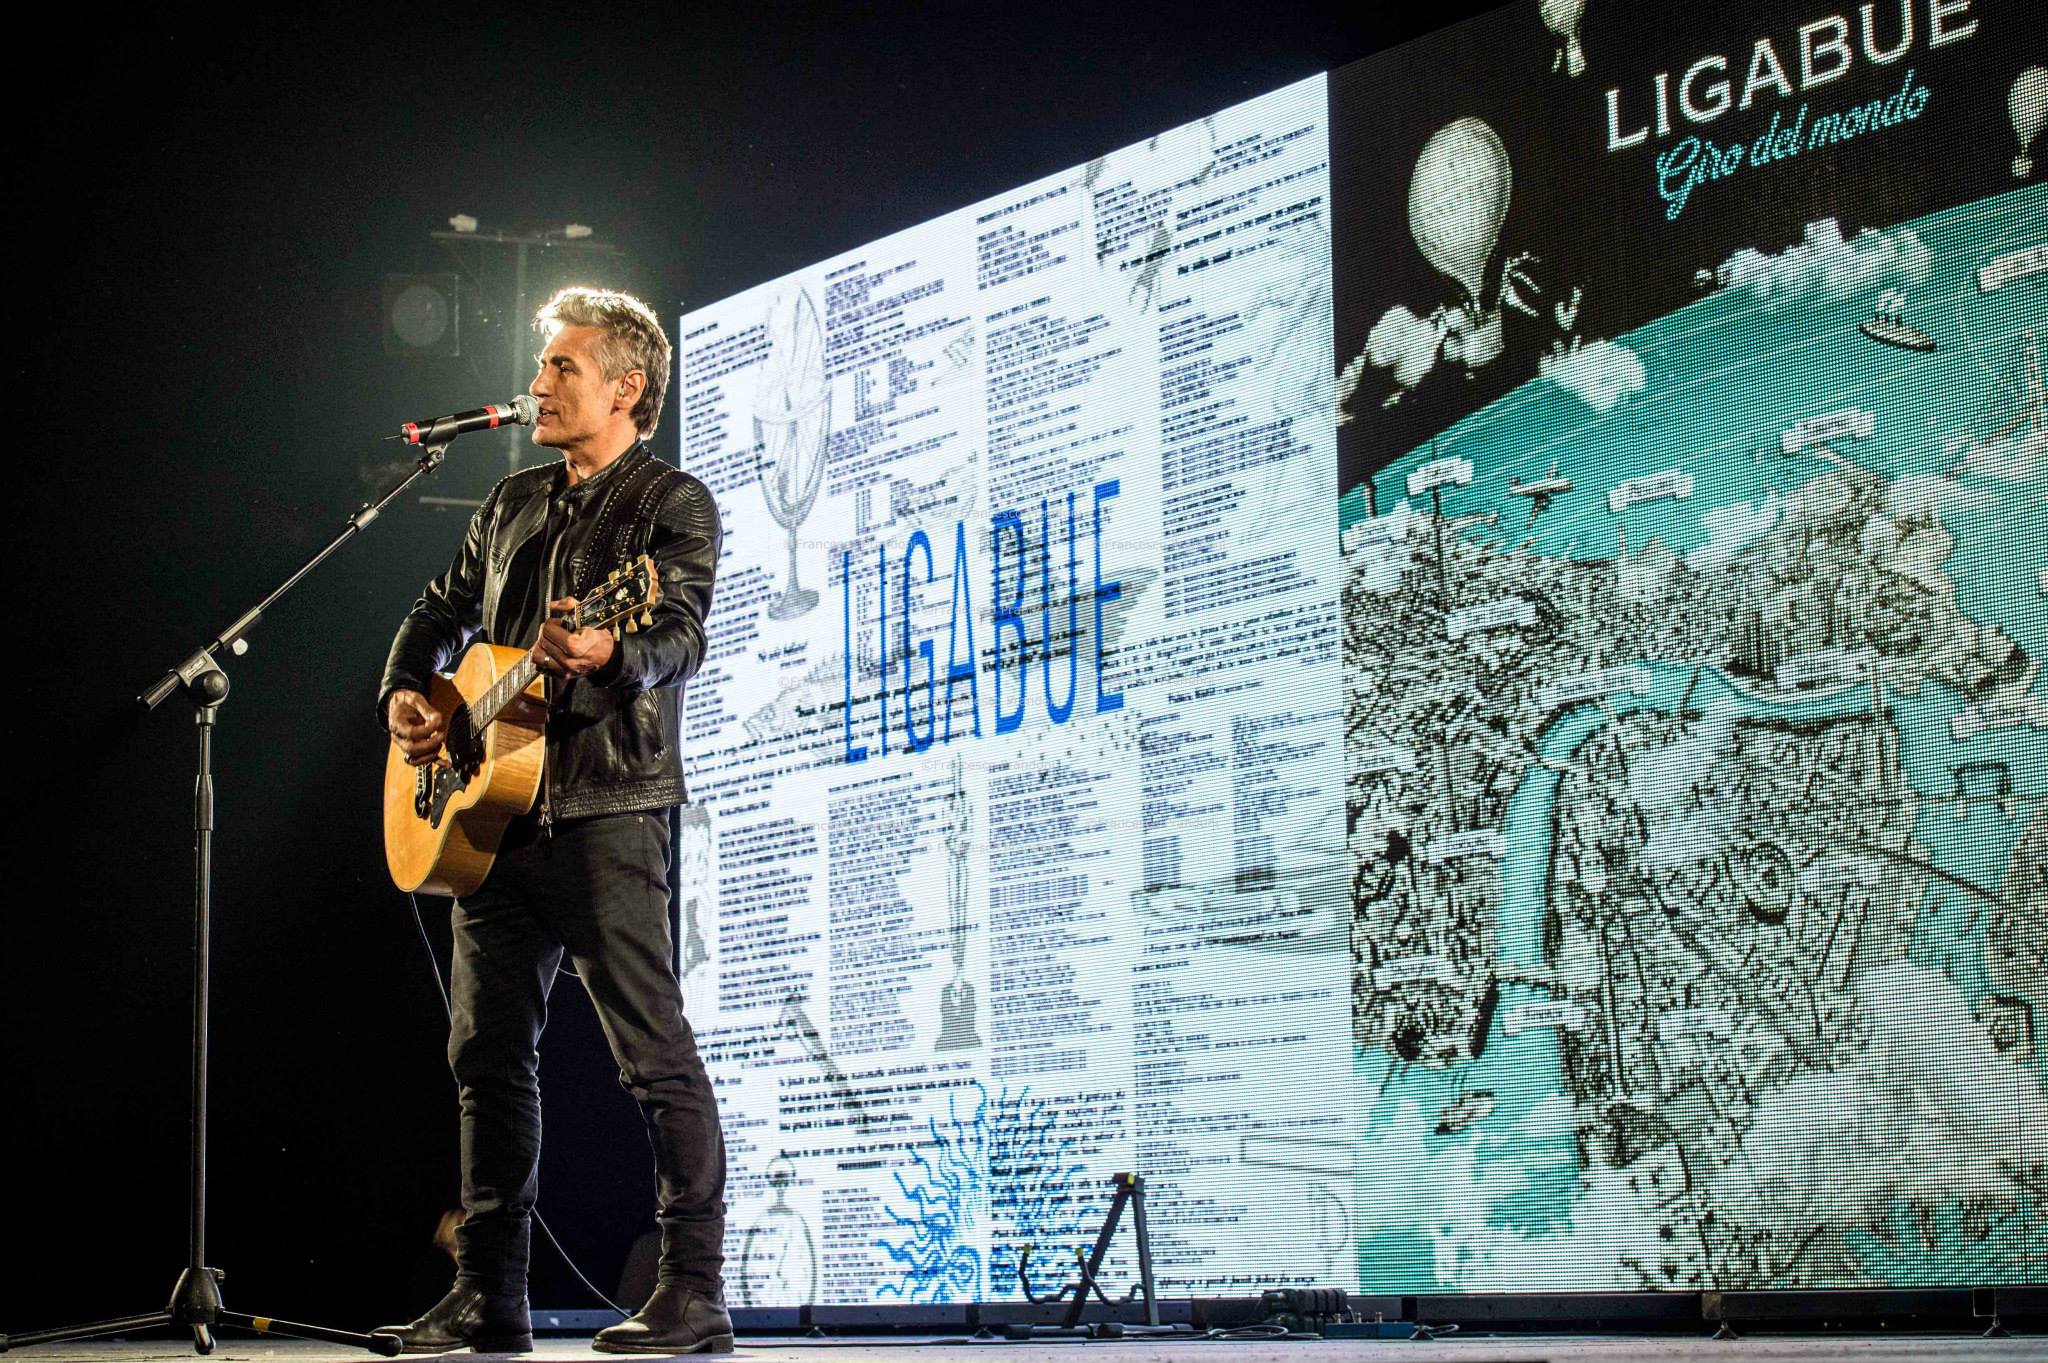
[616,369,645,413]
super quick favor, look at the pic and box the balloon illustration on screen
[755,287,830,620]
[1411,117,1514,369]
[1539,0,1586,77]
[2013,66,2048,178]
[1342,117,1585,413]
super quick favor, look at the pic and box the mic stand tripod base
[0,1265,402,1356]
[2,681,401,1356]
[18,433,460,1361]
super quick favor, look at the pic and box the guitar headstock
[575,554,661,639]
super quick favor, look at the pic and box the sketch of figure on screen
[1079,115,1218,313]
[936,756,981,1051]
[739,1154,818,1307]
[676,802,716,1019]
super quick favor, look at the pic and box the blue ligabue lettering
[841,550,867,763]
[1092,478,1123,714]
[1041,491,1078,726]
[837,481,1126,759]
[902,529,936,752]
[991,510,1028,735]
[877,539,889,756]
[945,520,981,741]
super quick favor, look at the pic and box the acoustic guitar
[383,554,661,897]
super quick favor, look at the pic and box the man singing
[377,287,731,1355]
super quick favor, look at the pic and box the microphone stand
[1,439,462,1358]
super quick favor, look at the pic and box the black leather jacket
[378,442,720,820]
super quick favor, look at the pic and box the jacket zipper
[537,492,574,841]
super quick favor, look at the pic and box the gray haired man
[378,287,732,1354]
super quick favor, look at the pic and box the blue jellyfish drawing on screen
[875,1082,1090,1303]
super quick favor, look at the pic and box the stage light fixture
[381,273,461,358]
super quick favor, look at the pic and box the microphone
[396,394,539,446]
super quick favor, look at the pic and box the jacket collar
[558,440,647,505]
[496,442,648,554]
[483,441,650,640]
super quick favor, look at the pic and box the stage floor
[9,1336,2048,1362]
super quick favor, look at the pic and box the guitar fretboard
[456,600,603,744]
[467,655,544,736]
[443,555,655,754]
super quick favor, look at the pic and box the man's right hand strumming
[387,689,448,766]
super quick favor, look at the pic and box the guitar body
[383,643,547,898]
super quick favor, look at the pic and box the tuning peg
[625,618,640,634]
[608,567,620,583]
[640,609,653,626]
[612,623,623,640]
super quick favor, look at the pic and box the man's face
[529,324,629,449]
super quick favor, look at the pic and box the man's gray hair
[534,286,672,439]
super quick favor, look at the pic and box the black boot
[377,1282,533,1354]
[592,1283,733,1355]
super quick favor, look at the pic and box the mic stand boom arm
[4,440,458,1358]
[140,440,455,710]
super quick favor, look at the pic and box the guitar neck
[467,598,603,731]
[462,570,648,736]
[471,654,543,732]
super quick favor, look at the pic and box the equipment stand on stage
[1004,1173,1191,1341]
[1,442,467,1358]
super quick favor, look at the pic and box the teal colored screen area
[1339,182,2047,1290]
[1326,0,2045,1291]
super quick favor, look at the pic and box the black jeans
[448,809,726,1300]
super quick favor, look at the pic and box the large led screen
[672,0,2045,1301]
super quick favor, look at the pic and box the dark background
[2,1,1486,1333]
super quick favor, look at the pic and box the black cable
[405,890,453,1014]
[1194,1324,1323,1341]
[530,1210,627,1319]
[406,890,629,1320]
